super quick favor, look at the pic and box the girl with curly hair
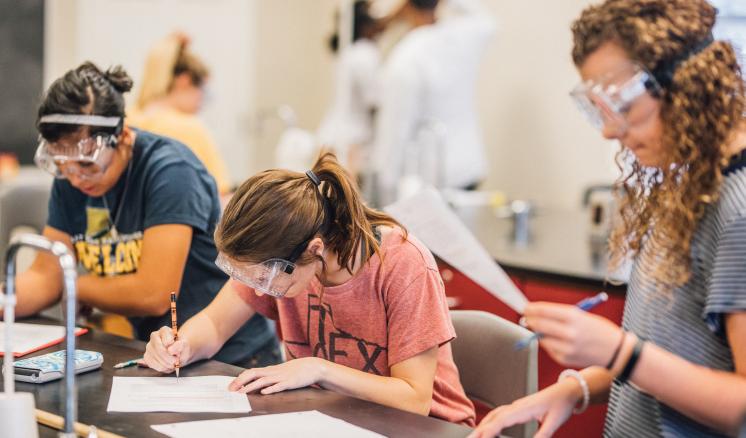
[471,0,746,437]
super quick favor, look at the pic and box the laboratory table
[1,322,472,438]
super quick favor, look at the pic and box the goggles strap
[39,114,124,139]
[39,114,121,128]
[652,33,714,90]
[304,169,335,234]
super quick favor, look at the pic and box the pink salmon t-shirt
[231,227,476,426]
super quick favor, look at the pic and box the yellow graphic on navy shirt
[85,207,110,238]
[72,206,143,276]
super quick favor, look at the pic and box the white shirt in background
[374,0,495,204]
[317,39,381,167]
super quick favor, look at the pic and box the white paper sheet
[107,376,251,413]
[151,410,386,438]
[0,323,87,356]
[385,187,528,313]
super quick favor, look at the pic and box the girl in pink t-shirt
[143,152,476,426]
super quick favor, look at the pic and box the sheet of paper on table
[0,323,88,357]
[385,187,528,313]
[151,410,385,438]
[107,376,251,413]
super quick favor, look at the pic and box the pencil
[170,291,180,380]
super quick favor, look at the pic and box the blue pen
[514,292,609,350]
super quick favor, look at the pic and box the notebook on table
[0,323,88,357]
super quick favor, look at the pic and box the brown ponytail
[215,152,406,273]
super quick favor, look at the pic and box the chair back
[451,310,538,438]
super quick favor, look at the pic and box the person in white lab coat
[373,0,495,205]
[318,0,384,176]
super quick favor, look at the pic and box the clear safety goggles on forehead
[570,63,661,132]
[215,252,299,298]
[34,114,122,180]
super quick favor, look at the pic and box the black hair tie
[306,170,321,187]
[652,33,714,90]
[305,169,335,234]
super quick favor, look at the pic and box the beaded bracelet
[558,369,590,414]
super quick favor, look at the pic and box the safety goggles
[34,114,122,180]
[217,171,333,297]
[215,228,317,298]
[215,252,299,298]
[570,63,661,134]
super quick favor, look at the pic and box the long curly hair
[572,0,745,289]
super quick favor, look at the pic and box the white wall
[476,0,618,208]
[44,0,619,209]
[252,0,337,172]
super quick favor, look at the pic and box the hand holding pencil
[518,291,625,369]
[141,293,191,375]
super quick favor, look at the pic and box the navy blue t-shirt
[46,129,275,365]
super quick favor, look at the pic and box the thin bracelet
[617,337,645,383]
[605,330,626,369]
[558,369,590,414]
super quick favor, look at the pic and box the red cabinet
[438,260,625,438]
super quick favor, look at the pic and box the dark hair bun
[104,65,134,93]
[37,61,131,140]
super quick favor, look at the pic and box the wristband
[558,369,590,414]
[617,337,645,383]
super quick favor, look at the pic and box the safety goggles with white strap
[34,114,122,180]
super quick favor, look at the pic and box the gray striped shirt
[605,154,746,437]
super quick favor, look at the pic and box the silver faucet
[4,234,78,437]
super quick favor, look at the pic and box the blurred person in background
[318,0,384,179]
[129,32,231,195]
[373,0,495,205]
